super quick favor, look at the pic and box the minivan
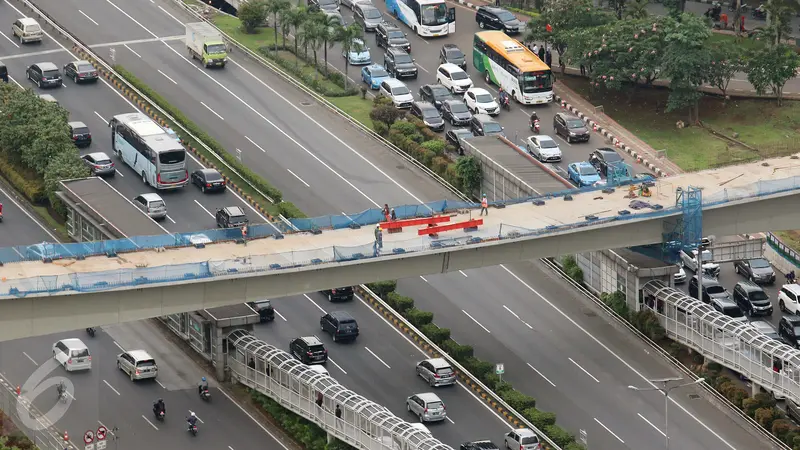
[688,276,730,304]
[710,297,747,322]
[406,392,446,422]
[732,281,773,316]
[321,286,354,302]
[290,336,328,364]
[53,338,91,371]
[133,193,167,220]
[12,18,43,44]
[117,349,158,381]
[248,300,275,322]
[320,311,359,342]
[553,112,590,143]
[416,358,456,387]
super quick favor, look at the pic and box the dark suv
[375,23,410,52]
[439,44,466,70]
[289,336,328,364]
[248,300,275,323]
[470,114,504,137]
[733,281,773,316]
[26,62,62,89]
[779,316,800,348]
[384,48,417,79]
[734,258,776,284]
[410,102,445,131]
[553,112,590,143]
[589,148,624,177]
[475,6,522,34]
[216,206,248,228]
[320,311,360,342]
[321,286,354,302]
[688,276,730,304]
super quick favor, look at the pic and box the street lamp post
[628,377,705,450]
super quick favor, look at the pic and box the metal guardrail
[540,258,785,448]
[767,232,800,268]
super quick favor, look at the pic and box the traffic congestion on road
[0,0,776,448]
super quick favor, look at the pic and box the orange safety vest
[481,198,488,208]
[242,225,248,237]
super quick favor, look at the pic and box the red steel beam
[418,219,483,235]
[381,216,451,229]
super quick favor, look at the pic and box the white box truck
[185,22,227,68]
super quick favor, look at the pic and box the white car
[674,265,686,284]
[436,63,472,94]
[779,284,800,314]
[378,78,414,109]
[341,0,371,9]
[680,248,720,277]
[463,87,499,116]
[525,135,561,162]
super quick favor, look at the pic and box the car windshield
[394,53,412,64]
[43,69,59,78]
[706,285,725,295]
[446,48,464,59]
[449,103,468,113]
[496,11,516,21]
[483,122,502,133]
[750,258,771,268]
[750,291,769,301]
[420,3,448,26]
[27,25,41,32]
[578,165,596,176]
[422,108,440,119]
[73,127,90,135]
[388,30,405,39]
[370,68,388,77]
[204,171,222,181]
[94,158,112,165]
[309,344,325,352]
[149,200,165,208]
[723,306,744,318]
[72,349,90,357]
[364,8,382,18]
[435,368,452,375]
[601,152,622,162]
[520,70,552,93]
[475,93,493,103]
[539,139,558,149]
[339,319,356,324]
[451,71,469,80]
[427,401,444,409]
[136,359,156,367]
[77,64,94,72]
[159,150,185,164]
[567,119,585,129]
[520,437,539,445]
[207,44,226,54]
[392,86,410,95]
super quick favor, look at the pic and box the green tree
[606,0,627,19]
[747,44,800,106]
[763,0,798,45]
[282,6,307,68]
[624,0,649,19]
[314,13,343,76]
[526,0,614,57]
[707,41,745,102]
[336,24,364,89]
[265,0,291,54]
[238,1,267,34]
[661,14,712,122]
[455,156,481,197]
[300,19,323,71]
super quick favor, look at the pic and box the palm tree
[336,24,364,89]
[624,0,649,19]
[313,13,342,76]
[265,0,291,54]
[298,19,319,64]
[282,6,307,62]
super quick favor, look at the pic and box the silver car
[355,4,384,31]
[504,428,541,450]
[406,392,446,423]
[81,152,115,177]
[117,349,158,381]
[525,135,561,162]
[416,358,456,387]
[133,193,167,220]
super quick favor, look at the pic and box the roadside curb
[553,94,669,178]
[72,45,280,224]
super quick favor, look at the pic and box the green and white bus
[473,31,553,105]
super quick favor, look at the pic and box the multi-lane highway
[0,0,770,448]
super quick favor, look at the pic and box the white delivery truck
[185,22,227,68]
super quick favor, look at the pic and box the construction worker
[480,194,489,216]
[241,224,248,245]
[373,225,383,256]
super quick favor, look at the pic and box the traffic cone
[63,431,68,442]
[15,386,20,396]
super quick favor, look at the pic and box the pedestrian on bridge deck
[480,194,489,216]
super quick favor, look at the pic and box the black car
[733,281,773,316]
[308,0,339,12]
[375,23,410,52]
[446,129,474,154]
[191,168,226,193]
[321,286,354,302]
[289,336,328,364]
[63,60,98,83]
[734,258,776,284]
[68,121,92,147]
[710,297,746,321]
[589,148,624,177]
[384,48,417,79]
[216,206,248,228]
[418,84,452,109]
[26,62,62,88]
[439,44,466,70]
[411,102,445,132]
[441,100,472,126]
[461,440,500,450]
[320,311,359,342]
[688,276,730,304]
[553,112,590,143]
[0,61,8,83]
[779,316,800,348]
[248,300,275,322]
[475,6,522,34]
[470,114,504,137]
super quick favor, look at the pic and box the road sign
[579,429,587,445]
[83,430,94,444]
[96,441,107,450]
[495,363,504,375]
[96,426,107,441]
[85,444,95,450]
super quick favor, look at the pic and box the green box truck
[185,22,227,68]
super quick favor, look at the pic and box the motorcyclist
[187,412,198,430]
[56,381,65,399]
[153,398,165,415]
[198,377,208,395]
[529,111,540,131]
[498,88,509,107]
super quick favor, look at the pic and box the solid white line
[328,358,347,375]
[0,32,20,49]
[98,421,115,435]
[115,170,125,177]
[498,264,737,450]
[103,380,121,396]
[416,64,429,73]
[458,270,468,277]
[503,305,534,329]
[287,169,310,188]
[124,44,142,58]
[141,415,159,430]
[229,447,235,450]
[594,417,625,443]
[568,357,600,383]
[274,310,288,322]
[462,309,490,333]
[166,215,176,224]
[193,199,214,218]
[446,417,455,424]
[79,10,99,26]
[93,111,109,125]
[303,294,327,314]
[22,352,37,366]
[364,347,391,369]
[245,136,266,153]
[200,101,224,120]
[157,5,186,27]
[638,412,666,437]
[8,75,22,88]
[89,35,183,48]
[158,69,177,85]
[526,363,556,388]
[419,275,429,283]
[216,386,294,450]
[113,341,125,351]
[155,379,166,389]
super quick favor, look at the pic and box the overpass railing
[642,280,800,402]
[226,330,449,450]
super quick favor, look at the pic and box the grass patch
[214,15,278,50]
[775,231,800,255]
[710,32,768,52]
[559,75,800,171]
[326,95,374,127]
[31,204,70,241]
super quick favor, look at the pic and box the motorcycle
[187,423,198,436]
[0,202,3,223]
[153,407,165,421]
[752,5,766,19]
[530,119,540,134]
[86,327,96,337]
[500,96,511,112]
[199,388,211,401]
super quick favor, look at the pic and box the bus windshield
[420,3,448,26]
[520,71,552,93]
[159,150,186,165]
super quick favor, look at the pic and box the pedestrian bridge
[2,157,800,341]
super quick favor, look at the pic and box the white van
[52,338,91,371]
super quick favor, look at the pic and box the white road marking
[229,447,235,450]
[155,379,166,389]
[93,111,109,124]
[113,340,125,351]
[124,44,142,58]
[0,32,20,48]
[526,363,556,388]
[502,305,533,329]
[416,64,429,73]
[0,49,66,61]
[79,10,99,26]
[594,417,625,444]
[193,199,215,218]
[166,215,176,224]
[141,415,159,430]
[245,136,267,153]
[568,357,600,383]
[637,412,666,437]
[419,275,429,283]
[8,75,22,88]
[200,101,224,120]
[328,358,347,375]
[461,309,490,333]
[90,35,183,48]
[103,380,121,396]
[98,421,115,435]
[157,5,186,26]
[499,264,737,450]
[446,417,455,424]
[115,170,125,177]
[157,69,177,85]
[287,169,310,187]
[458,270,468,277]
[22,352,37,366]
[303,294,327,314]
[364,347,391,369]
[274,310,287,322]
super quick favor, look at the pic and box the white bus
[109,113,189,189]
[385,0,455,37]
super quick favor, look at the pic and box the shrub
[404,308,434,327]
[390,120,419,136]
[0,156,46,204]
[278,201,306,218]
[500,390,536,411]
[386,292,414,314]
[600,291,629,318]
[755,407,776,429]
[455,156,481,197]
[420,323,451,345]
[524,408,557,430]
[238,2,267,33]
[772,419,794,443]
[421,139,445,155]
[629,309,666,341]
[544,424,575,447]
[463,357,494,380]
[370,104,404,127]
[440,339,473,361]
[430,156,449,176]
[728,388,749,409]
[366,280,397,298]
[372,120,389,136]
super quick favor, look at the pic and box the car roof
[451,128,473,135]
[71,60,92,66]
[443,99,464,106]
[416,392,442,402]
[388,47,409,55]
[595,147,618,155]
[691,275,721,286]
[784,284,800,293]
[19,18,39,25]
[300,336,324,345]
[384,78,406,88]
[442,43,461,50]
[573,161,595,169]
[425,358,452,369]
[712,297,736,307]
[533,135,555,144]
[59,338,88,349]
[479,5,506,13]
[307,364,329,375]
[514,429,538,438]
[126,349,154,360]
[464,440,499,450]
[68,121,88,128]
[366,63,385,71]
[415,101,437,111]
[784,315,800,324]
[473,114,496,123]
[359,3,379,10]
[140,193,164,202]
[36,62,58,71]
[86,152,111,160]
[736,281,764,292]
[198,168,220,175]
[439,63,464,72]
[330,310,355,320]
[557,112,581,120]
[224,206,246,215]
[468,87,491,95]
